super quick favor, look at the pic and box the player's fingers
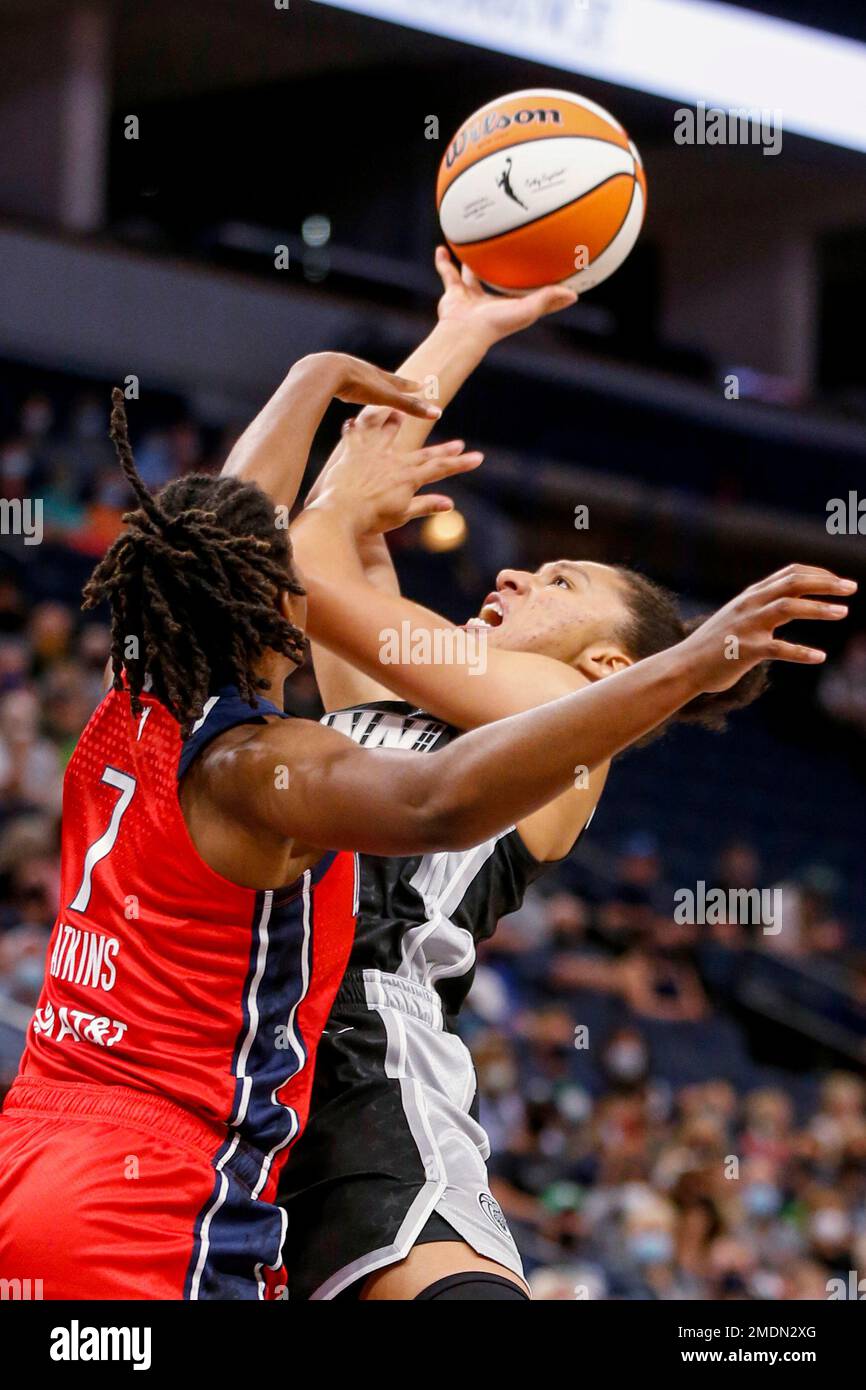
[461,262,482,291]
[409,439,466,464]
[378,370,424,392]
[763,639,827,665]
[345,367,441,419]
[748,564,815,595]
[531,285,578,316]
[435,245,461,289]
[762,565,855,589]
[759,576,856,606]
[376,387,441,419]
[346,367,424,395]
[355,408,402,435]
[762,597,849,627]
[754,566,857,598]
[352,405,387,427]
[354,401,403,428]
[404,494,454,521]
[416,451,483,485]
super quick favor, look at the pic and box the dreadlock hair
[83,388,306,736]
[613,566,770,742]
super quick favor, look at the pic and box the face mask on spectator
[628,1229,673,1265]
[11,956,45,999]
[607,1040,647,1081]
[556,1085,592,1124]
[744,1182,782,1218]
[810,1208,850,1245]
[483,1061,516,1093]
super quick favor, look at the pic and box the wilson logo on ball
[444,105,564,169]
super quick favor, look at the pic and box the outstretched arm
[358,247,576,451]
[215,565,852,856]
[301,249,576,710]
[304,422,485,713]
[293,415,576,730]
[306,531,402,712]
[304,248,575,507]
[220,351,440,511]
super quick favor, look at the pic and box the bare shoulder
[180,716,338,886]
[190,714,337,811]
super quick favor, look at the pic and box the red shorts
[0,1077,287,1300]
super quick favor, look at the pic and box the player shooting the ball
[225,249,856,1301]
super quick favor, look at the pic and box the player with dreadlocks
[83,403,309,732]
[0,346,853,1302]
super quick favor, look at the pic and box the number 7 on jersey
[69,766,137,913]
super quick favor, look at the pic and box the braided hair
[83,389,306,735]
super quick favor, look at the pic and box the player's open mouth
[465,593,505,630]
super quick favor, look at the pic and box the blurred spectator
[0,687,62,816]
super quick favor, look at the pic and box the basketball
[436,88,647,295]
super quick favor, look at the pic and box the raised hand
[312,410,483,535]
[433,245,577,344]
[325,354,442,419]
[682,565,857,692]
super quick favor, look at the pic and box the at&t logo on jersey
[32,1002,128,1049]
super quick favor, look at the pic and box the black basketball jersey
[320,700,548,1018]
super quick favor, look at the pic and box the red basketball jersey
[19,684,358,1195]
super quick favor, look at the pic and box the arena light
[420,508,468,551]
[316,0,866,154]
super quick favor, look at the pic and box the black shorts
[279,968,523,1300]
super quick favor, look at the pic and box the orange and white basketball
[436,89,647,295]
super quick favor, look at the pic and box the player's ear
[278,587,307,632]
[575,643,633,682]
